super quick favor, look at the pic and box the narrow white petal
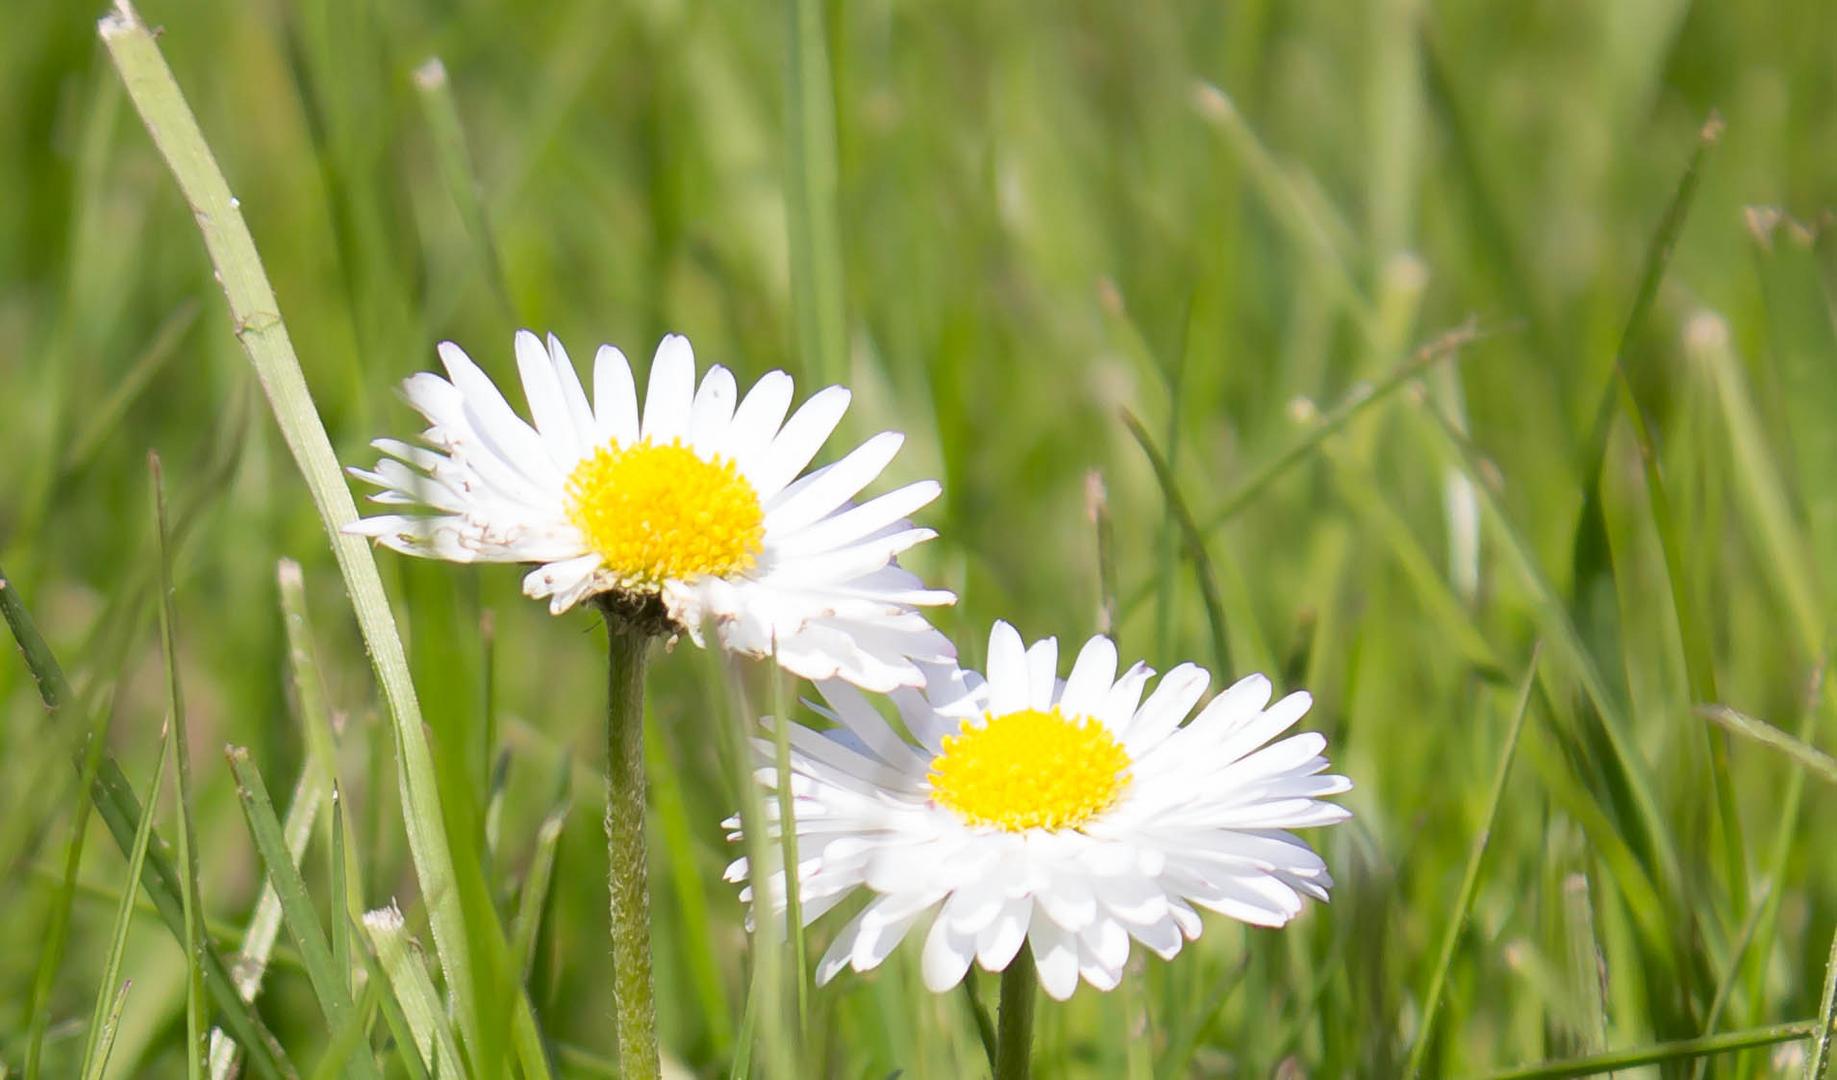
[764,432,904,536]
[1122,663,1210,753]
[1028,913,1080,1001]
[1024,637,1059,710]
[921,912,976,992]
[547,334,598,448]
[726,370,795,462]
[1059,636,1118,720]
[515,329,580,457]
[750,385,851,499]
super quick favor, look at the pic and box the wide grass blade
[77,731,168,1080]
[1405,646,1540,1077]
[152,452,210,1080]
[226,746,380,1080]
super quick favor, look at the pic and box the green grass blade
[305,979,380,1080]
[151,453,210,1080]
[783,0,846,386]
[1807,927,1837,1078]
[1120,410,1231,675]
[1700,704,1837,786]
[1560,874,1609,1059]
[330,786,350,998]
[362,906,464,1080]
[79,979,132,1080]
[208,758,325,1080]
[1405,645,1540,1077]
[412,57,514,320]
[98,6,500,1067]
[643,712,732,1056]
[768,661,810,1044]
[359,945,431,1080]
[1586,113,1742,906]
[60,299,200,477]
[1425,403,1683,898]
[1482,1019,1831,1079]
[226,746,380,1080]
[1690,878,1774,1080]
[0,568,296,1079]
[78,731,169,1080]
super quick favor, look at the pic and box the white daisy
[346,331,955,691]
[728,621,1350,1000]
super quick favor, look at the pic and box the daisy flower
[346,331,955,691]
[729,621,1350,1000]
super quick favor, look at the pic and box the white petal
[1059,637,1118,719]
[592,345,639,445]
[750,385,850,499]
[1028,913,1080,1001]
[725,370,795,463]
[1025,637,1059,710]
[921,911,976,992]
[515,329,580,458]
[547,334,597,450]
[640,334,696,443]
[764,432,904,536]
[1122,663,1210,754]
[690,365,738,456]
[985,622,1029,715]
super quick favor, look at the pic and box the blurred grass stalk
[96,4,548,1074]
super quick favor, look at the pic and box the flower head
[347,331,955,690]
[728,621,1350,1000]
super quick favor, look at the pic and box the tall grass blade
[1405,645,1539,1077]
[97,6,517,1069]
[1560,874,1610,1058]
[643,712,732,1055]
[412,57,514,320]
[1690,879,1774,1080]
[151,453,209,1080]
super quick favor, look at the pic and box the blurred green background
[4,0,1837,1075]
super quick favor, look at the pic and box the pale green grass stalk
[1701,705,1837,786]
[511,799,567,983]
[226,746,379,1079]
[363,905,464,1080]
[77,729,168,1080]
[96,8,526,1071]
[151,454,209,1080]
[1690,878,1775,1080]
[598,615,660,1080]
[1405,646,1541,1077]
[61,300,197,476]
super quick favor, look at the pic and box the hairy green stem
[602,613,659,1079]
[995,946,1038,1080]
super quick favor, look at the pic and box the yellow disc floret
[928,707,1131,832]
[564,438,765,588]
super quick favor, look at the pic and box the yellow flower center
[928,707,1131,832]
[564,439,765,588]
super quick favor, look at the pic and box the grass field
[3,0,1837,1076]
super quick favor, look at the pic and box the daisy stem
[995,945,1038,1080]
[602,615,660,1080]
